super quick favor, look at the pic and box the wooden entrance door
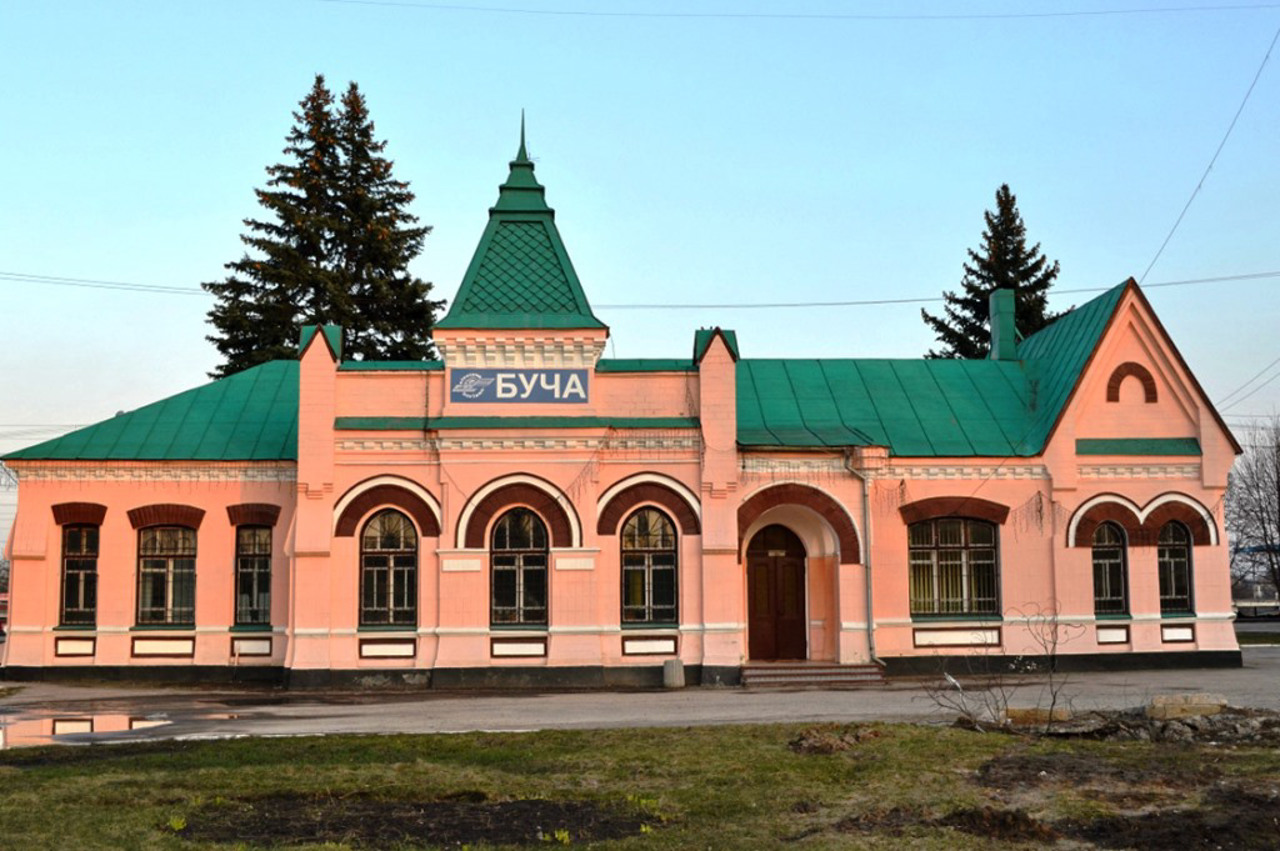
[746,524,807,660]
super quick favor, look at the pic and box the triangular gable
[1,361,299,462]
[1026,279,1241,458]
[299,324,342,360]
[694,328,739,364]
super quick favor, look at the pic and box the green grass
[0,723,1275,850]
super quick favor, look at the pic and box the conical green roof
[436,123,604,330]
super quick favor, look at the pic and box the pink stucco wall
[2,287,1239,678]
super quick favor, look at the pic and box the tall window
[621,508,677,625]
[908,518,998,616]
[137,526,197,626]
[235,526,272,626]
[491,508,548,626]
[360,510,418,626]
[1158,521,1193,614]
[1092,522,1128,615]
[61,525,98,626]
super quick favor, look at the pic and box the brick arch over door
[898,496,1011,527]
[737,483,861,564]
[334,485,441,538]
[463,483,576,549]
[598,482,701,536]
[1069,493,1216,547]
[1106,362,1158,403]
[127,504,205,530]
[52,502,107,526]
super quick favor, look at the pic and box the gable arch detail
[1106,362,1158,404]
[1067,492,1217,547]
[459,474,580,549]
[737,483,861,564]
[334,476,441,538]
[597,474,701,535]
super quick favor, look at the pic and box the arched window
[491,508,548,626]
[360,510,418,626]
[908,518,998,616]
[1092,522,1128,615]
[61,525,99,626]
[1158,521,1193,615]
[137,526,197,626]
[621,508,677,625]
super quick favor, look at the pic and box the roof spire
[517,109,528,163]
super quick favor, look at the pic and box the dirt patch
[181,793,650,848]
[977,749,1219,790]
[939,806,1058,843]
[1060,783,1280,850]
[833,806,921,837]
[788,724,882,755]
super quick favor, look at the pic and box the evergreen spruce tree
[333,82,442,361]
[204,75,441,377]
[921,184,1063,359]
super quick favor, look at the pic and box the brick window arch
[464,482,576,549]
[335,484,440,539]
[598,482,700,536]
[1106,362,1158,403]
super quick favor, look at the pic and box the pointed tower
[434,122,608,411]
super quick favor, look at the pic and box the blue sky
[2,0,1279,542]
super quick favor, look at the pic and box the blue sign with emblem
[449,369,589,404]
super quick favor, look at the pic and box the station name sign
[449,369,589,404]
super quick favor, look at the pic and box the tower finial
[517,110,528,162]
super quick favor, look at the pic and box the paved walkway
[2,648,1278,747]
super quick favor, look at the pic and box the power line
[5,268,1278,308]
[1217,354,1280,405]
[312,0,1280,21]
[1221,367,1280,412]
[1139,22,1280,283]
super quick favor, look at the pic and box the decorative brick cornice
[227,503,282,527]
[51,502,107,526]
[127,504,206,530]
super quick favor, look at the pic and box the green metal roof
[694,328,739,362]
[737,283,1131,457]
[338,360,444,372]
[435,125,604,331]
[1016,280,1129,453]
[595,359,696,373]
[3,361,299,462]
[299,324,342,360]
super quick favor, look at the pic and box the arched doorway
[746,524,807,660]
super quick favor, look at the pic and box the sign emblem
[449,368,589,404]
[452,372,496,399]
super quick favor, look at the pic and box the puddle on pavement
[0,711,239,748]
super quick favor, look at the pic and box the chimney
[988,289,1017,360]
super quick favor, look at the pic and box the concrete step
[741,664,885,689]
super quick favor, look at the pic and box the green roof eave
[338,360,444,372]
[3,361,299,462]
[1076,437,1202,456]
[595,359,696,373]
[335,416,698,431]
[435,314,605,330]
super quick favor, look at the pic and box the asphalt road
[3,647,1280,748]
